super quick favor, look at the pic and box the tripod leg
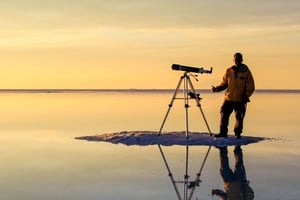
[184,74,190,139]
[187,77,213,136]
[158,75,184,135]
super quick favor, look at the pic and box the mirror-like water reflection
[158,143,255,200]
[212,146,254,200]
[0,91,299,199]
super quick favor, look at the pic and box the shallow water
[0,90,299,200]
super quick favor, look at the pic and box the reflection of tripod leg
[187,77,212,136]
[158,74,184,135]
[188,146,212,200]
[158,144,183,200]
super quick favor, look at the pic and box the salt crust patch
[76,131,269,146]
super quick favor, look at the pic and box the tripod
[158,71,212,137]
[157,71,213,200]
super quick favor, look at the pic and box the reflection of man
[212,146,254,200]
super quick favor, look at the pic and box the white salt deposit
[75,131,268,146]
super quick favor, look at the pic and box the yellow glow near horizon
[0,1,299,89]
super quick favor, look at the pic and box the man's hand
[212,85,217,92]
[243,96,250,103]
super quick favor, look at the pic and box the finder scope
[172,64,212,74]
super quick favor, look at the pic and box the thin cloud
[0,0,299,30]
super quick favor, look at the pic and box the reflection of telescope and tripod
[157,64,254,200]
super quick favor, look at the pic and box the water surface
[0,90,299,200]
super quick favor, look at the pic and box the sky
[0,0,299,89]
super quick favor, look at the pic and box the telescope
[172,64,213,74]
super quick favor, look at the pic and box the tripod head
[172,64,213,74]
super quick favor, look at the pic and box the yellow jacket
[216,64,255,102]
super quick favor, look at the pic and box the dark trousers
[220,100,247,136]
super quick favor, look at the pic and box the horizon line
[0,88,299,93]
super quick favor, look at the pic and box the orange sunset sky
[0,0,299,89]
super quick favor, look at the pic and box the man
[212,146,255,200]
[212,53,255,139]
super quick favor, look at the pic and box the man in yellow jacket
[212,53,255,139]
